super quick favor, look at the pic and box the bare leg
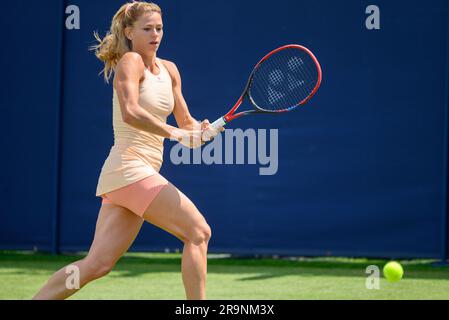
[143,183,211,300]
[182,242,209,299]
[33,204,143,300]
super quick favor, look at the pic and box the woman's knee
[83,256,115,280]
[185,222,212,246]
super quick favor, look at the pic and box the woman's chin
[148,44,160,51]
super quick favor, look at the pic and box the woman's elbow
[122,112,132,124]
[121,111,131,124]
[121,106,137,124]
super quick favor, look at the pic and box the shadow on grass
[0,250,448,282]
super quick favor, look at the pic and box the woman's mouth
[150,41,159,45]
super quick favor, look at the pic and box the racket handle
[202,117,227,141]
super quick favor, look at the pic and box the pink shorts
[101,173,169,217]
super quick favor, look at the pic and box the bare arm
[161,60,200,130]
[113,52,178,139]
[161,60,225,141]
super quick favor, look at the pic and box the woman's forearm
[124,106,177,139]
[178,116,199,130]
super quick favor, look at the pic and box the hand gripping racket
[202,44,322,141]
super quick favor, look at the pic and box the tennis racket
[202,44,322,141]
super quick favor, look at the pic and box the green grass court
[1,251,448,300]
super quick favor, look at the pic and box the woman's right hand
[171,128,204,149]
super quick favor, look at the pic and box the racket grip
[202,117,226,141]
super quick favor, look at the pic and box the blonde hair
[91,1,162,82]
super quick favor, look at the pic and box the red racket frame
[222,44,322,123]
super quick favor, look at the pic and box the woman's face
[127,12,163,54]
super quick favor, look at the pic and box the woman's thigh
[87,203,144,266]
[142,182,211,245]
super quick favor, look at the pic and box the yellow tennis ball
[383,261,404,282]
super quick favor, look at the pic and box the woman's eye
[143,27,162,32]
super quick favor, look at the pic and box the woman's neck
[141,53,157,71]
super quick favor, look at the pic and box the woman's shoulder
[114,52,146,84]
[159,58,176,69]
[117,52,146,72]
[159,58,180,82]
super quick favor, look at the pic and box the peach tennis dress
[96,58,174,217]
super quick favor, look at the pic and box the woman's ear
[124,26,133,41]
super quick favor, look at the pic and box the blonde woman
[33,1,222,300]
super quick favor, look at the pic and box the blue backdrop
[0,0,448,259]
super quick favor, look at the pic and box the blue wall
[1,0,448,259]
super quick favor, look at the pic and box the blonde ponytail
[91,1,162,82]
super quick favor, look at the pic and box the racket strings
[267,51,316,109]
[249,48,319,112]
[275,50,317,104]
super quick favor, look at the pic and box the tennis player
[33,1,222,300]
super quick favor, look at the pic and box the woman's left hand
[201,119,224,141]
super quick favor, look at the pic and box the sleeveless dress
[96,58,175,201]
